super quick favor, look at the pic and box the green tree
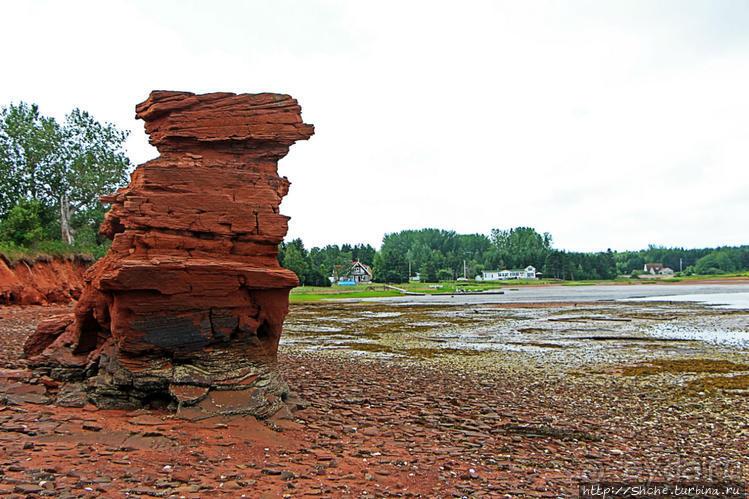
[310,264,332,287]
[304,264,330,286]
[0,103,59,216]
[0,199,51,247]
[695,248,742,274]
[380,229,492,278]
[543,250,564,279]
[482,247,504,271]
[0,103,131,245]
[352,244,376,266]
[54,109,131,244]
[490,226,552,269]
[437,268,453,281]
[281,239,310,285]
[419,260,437,283]
[373,248,408,283]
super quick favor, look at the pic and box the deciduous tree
[0,103,131,245]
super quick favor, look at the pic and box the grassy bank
[0,244,96,268]
[290,273,749,302]
[0,241,104,266]
[290,280,546,302]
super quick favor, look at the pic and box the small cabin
[332,261,372,285]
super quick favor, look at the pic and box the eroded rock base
[26,366,290,419]
[28,335,292,419]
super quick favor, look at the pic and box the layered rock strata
[23,91,313,418]
[0,254,92,305]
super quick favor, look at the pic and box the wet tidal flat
[278,297,749,491]
[281,298,749,384]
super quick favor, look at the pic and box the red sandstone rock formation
[0,254,92,305]
[23,91,313,418]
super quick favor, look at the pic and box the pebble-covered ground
[0,300,747,497]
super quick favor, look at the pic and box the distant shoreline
[290,275,749,302]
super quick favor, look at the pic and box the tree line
[615,245,749,276]
[370,227,619,282]
[280,228,749,285]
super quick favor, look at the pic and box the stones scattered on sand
[2,300,748,495]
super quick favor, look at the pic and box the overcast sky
[2,0,748,252]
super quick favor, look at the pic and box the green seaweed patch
[685,374,749,393]
[622,359,749,376]
[638,343,678,350]
[515,327,549,334]
[619,312,677,320]
[342,342,481,359]
[434,347,482,357]
[525,341,566,349]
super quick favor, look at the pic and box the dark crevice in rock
[257,320,272,344]
[73,310,102,355]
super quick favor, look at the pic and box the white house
[479,265,537,280]
[644,263,664,274]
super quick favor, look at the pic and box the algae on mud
[281,299,749,398]
[686,373,749,393]
[621,359,749,376]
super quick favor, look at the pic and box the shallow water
[359,283,749,306]
[628,291,749,309]
[644,323,749,348]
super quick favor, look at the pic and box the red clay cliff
[0,254,92,306]
[23,91,313,418]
